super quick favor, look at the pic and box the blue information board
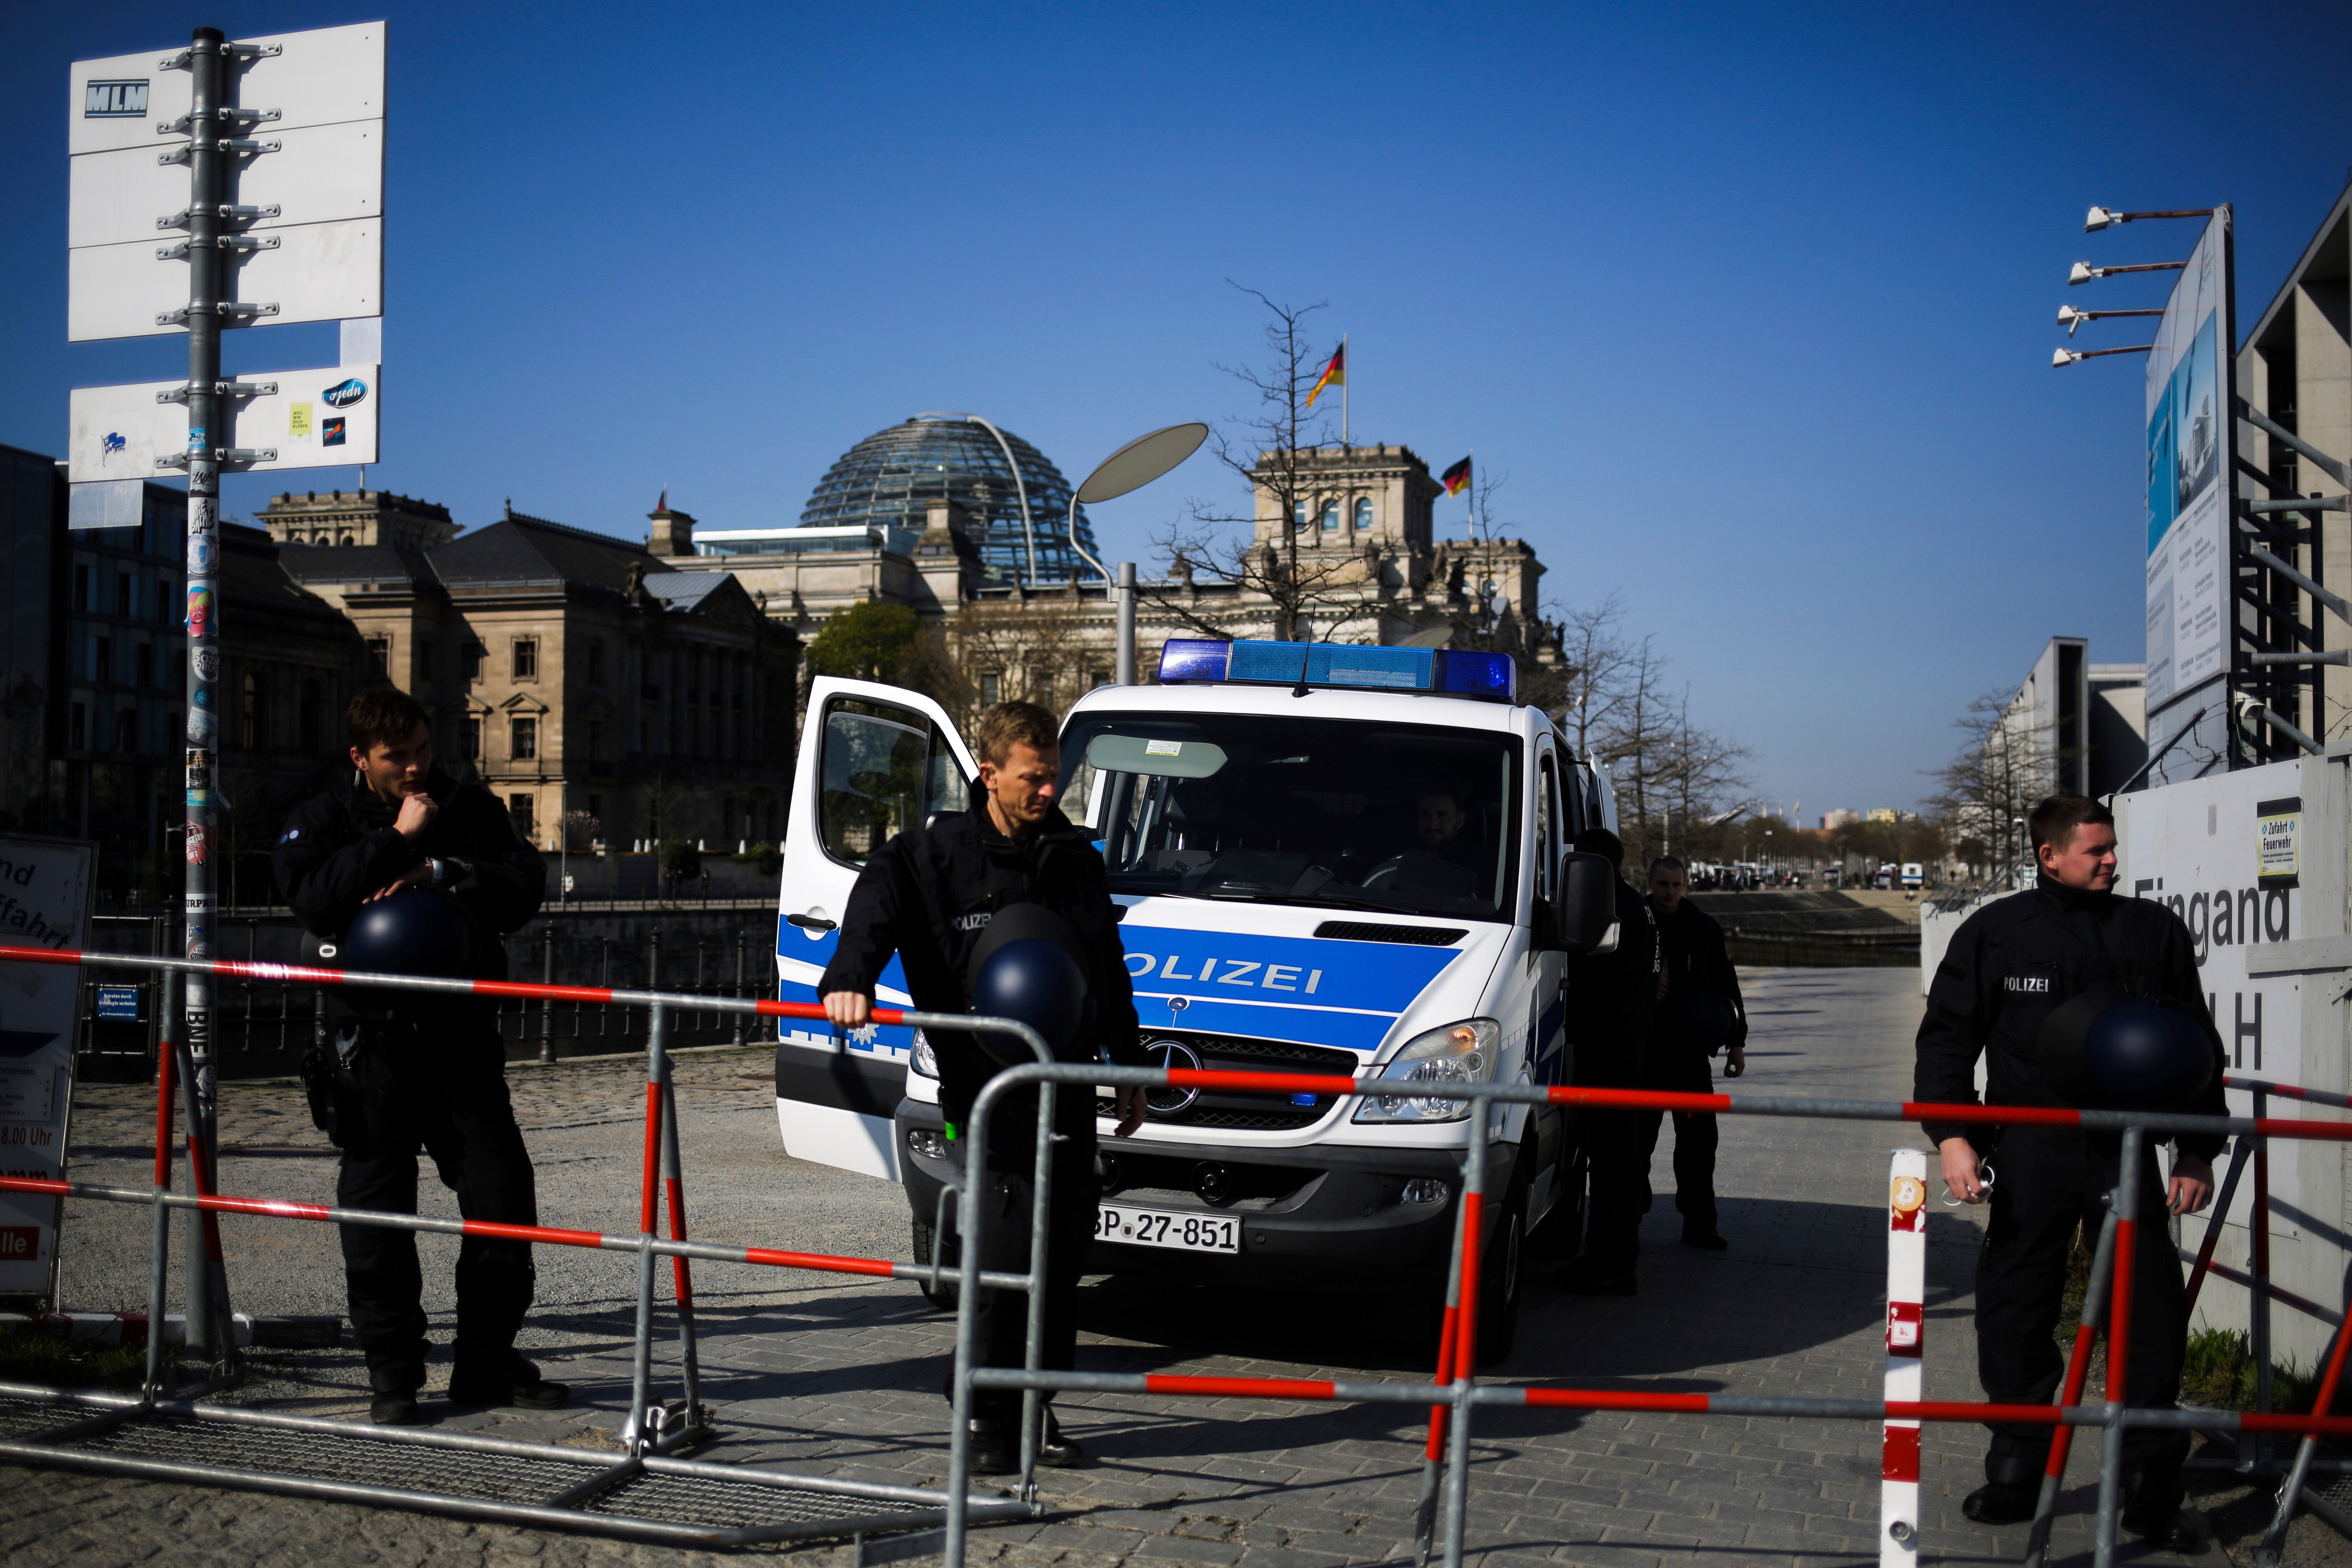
[93,985,141,1022]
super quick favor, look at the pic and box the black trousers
[1635,1044,1718,1236]
[1579,1107,1651,1273]
[335,1026,539,1395]
[1976,1127,2191,1490]
[953,1129,1098,1426]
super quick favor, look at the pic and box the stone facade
[259,498,799,853]
[254,488,457,550]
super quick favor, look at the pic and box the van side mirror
[1555,851,1618,952]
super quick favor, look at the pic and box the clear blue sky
[7,2,2350,817]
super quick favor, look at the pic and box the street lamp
[1061,423,1210,684]
[2057,303,2162,337]
[2069,259,2185,285]
[2085,205,2215,232]
[2054,344,2155,367]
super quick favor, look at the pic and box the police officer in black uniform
[1636,854,1747,1250]
[819,701,1148,1474]
[1559,827,1661,1296]
[273,689,561,1427]
[1915,794,2222,1546]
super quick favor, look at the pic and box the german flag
[1305,342,1346,408]
[1439,456,1471,496]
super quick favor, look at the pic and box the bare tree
[1650,697,1754,861]
[1146,286,1371,643]
[1602,638,1674,867]
[897,601,1100,733]
[1925,686,2048,886]
[1552,595,1639,763]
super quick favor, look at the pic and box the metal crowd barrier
[942,1061,2352,1568]
[0,941,1050,1551]
[9,934,2352,1567]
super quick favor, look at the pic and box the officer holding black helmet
[273,688,556,1427]
[1915,793,2225,1547]
[820,700,1148,1474]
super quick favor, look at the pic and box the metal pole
[143,968,180,1402]
[1116,563,1137,686]
[1440,1119,1489,1568]
[656,1039,702,1435]
[2254,1093,2274,1463]
[538,924,555,1065]
[625,1002,665,1453]
[2023,1202,2122,1568]
[180,22,230,1364]
[1413,1182,1471,1567]
[2093,1124,2145,1568]
[1014,1080,1057,1495]
[731,926,746,1049]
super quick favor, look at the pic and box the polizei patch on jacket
[2003,969,2054,995]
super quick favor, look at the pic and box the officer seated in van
[1362,785,1480,899]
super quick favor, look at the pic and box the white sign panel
[67,21,382,156]
[2122,760,2303,1216]
[0,835,94,1300]
[2145,215,2233,715]
[69,121,382,250]
[69,364,381,481]
[69,218,381,342]
[67,22,386,343]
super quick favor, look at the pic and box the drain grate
[0,1395,1026,1547]
[591,1468,939,1530]
[71,1414,592,1502]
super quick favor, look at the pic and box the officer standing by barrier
[1915,793,2222,1547]
[1559,828,1660,1296]
[1635,855,1745,1250]
[820,701,1149,1474]
[274,689,560,1427]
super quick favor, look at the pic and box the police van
[771,638,1619,1353]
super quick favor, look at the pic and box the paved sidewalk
[0,968,2240,1566]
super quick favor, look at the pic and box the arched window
[1318,500,1339,532]
[240,671,263,750]
[1353,498,1374,532]
[297,679,323,754]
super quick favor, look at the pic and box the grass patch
[0,1333,180,1392]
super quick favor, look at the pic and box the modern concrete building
[2238,180,2352,749]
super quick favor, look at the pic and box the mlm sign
[0,836,94,1300]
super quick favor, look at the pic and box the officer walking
[274,689,561,1427]
[1559,827,1660,1296]
[820,701,1149,1474]
[1635,855,1746,1251]
[1915,795,2222,1546]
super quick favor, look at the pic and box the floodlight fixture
[2084,205,2216,233]
[2070,259,2188,286]
[2053,344,2155,367]
[2057,304,2165,337]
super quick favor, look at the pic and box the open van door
[773,677,977,1179]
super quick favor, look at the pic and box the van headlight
[1353,1019,1499,1123]
[910,1031,938,1079]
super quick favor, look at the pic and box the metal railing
[10,938,2352,1565]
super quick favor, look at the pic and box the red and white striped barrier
[1883,1150,1929,1565]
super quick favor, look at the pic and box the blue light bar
[1306,644,1434,690]
[1225,640,1309,683]
[1433,649,1518,701]
[1157,639,1233,683]
[1154,638,1517,701]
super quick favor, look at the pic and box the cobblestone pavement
[0,969,2286,1565]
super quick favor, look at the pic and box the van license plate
[1096,1204,1239,1253]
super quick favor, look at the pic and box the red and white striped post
[1883,1150,1929,1565]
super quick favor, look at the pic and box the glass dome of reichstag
[797,413,1100,586]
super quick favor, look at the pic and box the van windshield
[1061,711,1523,923]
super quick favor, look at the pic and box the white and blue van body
[772,640,1617,1333]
